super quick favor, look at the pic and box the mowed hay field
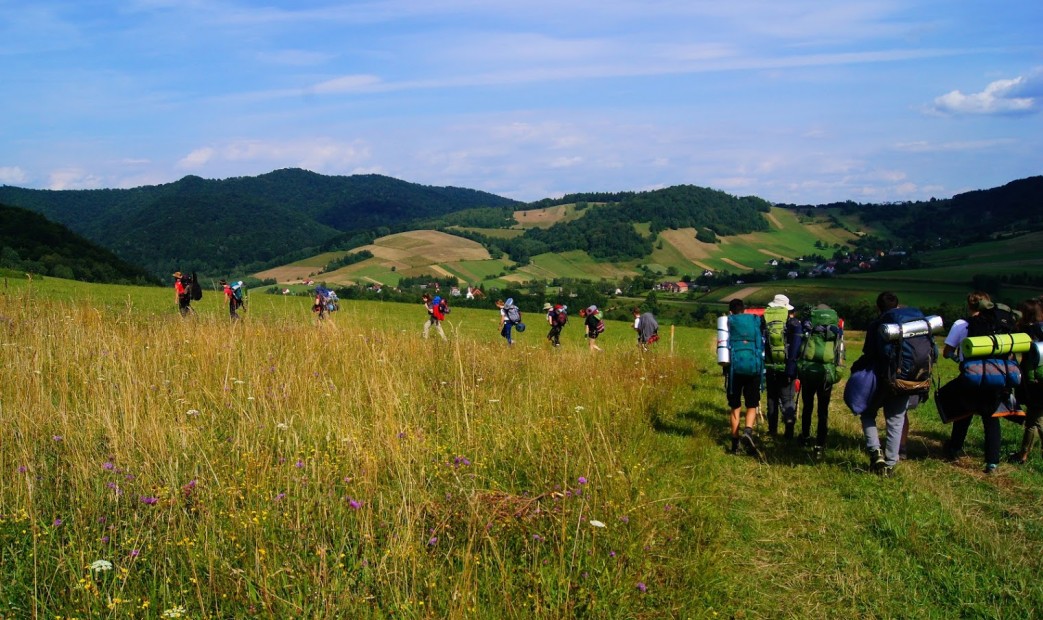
[3,277,1043,618]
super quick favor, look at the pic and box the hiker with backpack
[633,307,660,350]
[312,286,331,320]
[173,271,193,317]
[422,293,449,341]
[497,298,524,346]
[581,305,604,352]
[545,303,567,347]
[221,279,243,321]
[1011,298,1043,465]
[763,294,802,439]
[853,291,937,477]
[797,303,844,456]
[940,292,1021,474]
[722,298,765,458]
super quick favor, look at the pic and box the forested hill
[0,204,158,284]
[0,169,521,277]
[781,175,1043,247]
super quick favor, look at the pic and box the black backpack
[189,272,203,301]
[966,301,1019,339]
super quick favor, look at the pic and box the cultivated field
[2,276,1042,618]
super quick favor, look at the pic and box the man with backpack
[723,298,765,458]
[941,292,1020,474]
[173,271,192,317]
[855,291,935,477]
[633,307,660,351]
[497,298,523,346]
[545,303,566,347]
[422,293,449,341]
[221,279,243,321]
[763,294,802,438]
[797,304,843,457]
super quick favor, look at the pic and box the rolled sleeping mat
[961,332,1033,359]
[880,315,945,341]
[716,315,730,366]
[1022,340,1043,369]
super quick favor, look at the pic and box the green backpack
[763,306,789,373]
[797,307,842,386]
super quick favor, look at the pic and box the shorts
[727,373,761,409]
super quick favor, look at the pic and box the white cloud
[0,166,28,185]
[177,139,372,175]
[930,68,1042,115]
[48,168,103,190]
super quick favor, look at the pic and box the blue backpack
[728,314,764,379]
[878,307,937,395]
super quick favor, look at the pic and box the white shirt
[944,318,969,361]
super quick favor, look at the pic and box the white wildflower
[589,520,606,528]
[161,607,188,619]
[186,409,200,416]
[89,559,113,572]
[276,422,289,431]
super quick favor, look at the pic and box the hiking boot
[869,449,886,473]
[881,466,896,478]
[741,433,762,460]
[983,463,999,475]
[1007,451,1028,465]
[783,422,794,440]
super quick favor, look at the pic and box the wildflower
[294,460,304,468]
[427,536,438,546]
[161,607,188,619]
[129,549,140,558]
[276,422,289,431]
[619,515,630,524]
[141,496,158,505]
[636,582,647,593]
[186,409,200,416]
[574,406,585,411]
[16,466,27,474]
[609,551,616,558]
[52,435,63,442]
[53,518,63,527]
[348,499,362,510]
[103,462,115,470]
[588,520,606,528]
[274,493,286,502]
[577,476,587,485]
[89,559,113,573]
[532,534,544,542]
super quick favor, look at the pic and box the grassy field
[2,275,1042,618]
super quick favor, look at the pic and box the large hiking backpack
[189,272,202,301]
[231,281,244,308]
[505,305,522,324]
[798,307,842,385]
[727,313,764,378]
[878,307,938,396]
[552,308,568,327]
[763,306,789,373]
[961,300,1021,390]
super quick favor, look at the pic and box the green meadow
[2,275,1042,618]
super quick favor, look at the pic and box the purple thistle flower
[101,536,110,544]
[636,582,647,593]
[274,493,286,502]
[619,515,630,523]
[427,536,438,546]
[17,466,27,474]
[348,499,362,510]
[53,518,63,527]
[52,435,63,442]
[294,460,304,468]
[129,549,140,558]
[103,462,115,471]
[141,496,158,505]
[577,476,587,485]
[609,551,616,558]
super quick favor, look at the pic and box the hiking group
[719,289,1043,476]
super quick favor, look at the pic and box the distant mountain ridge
[0,169,521,277]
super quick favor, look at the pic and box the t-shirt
[175,280,187,296]
[944,319,969,362]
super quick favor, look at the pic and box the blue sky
[2,1,1041,204]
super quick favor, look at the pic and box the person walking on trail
[855,291,918,477]
[221,280,241,321]
[723,298,765,458]
[422,293,448,341]
[763,294,802,439]
[312,287,329,320]
[173,271,191,317]
[581,306,604,352]
[545,302,565,347]
[1011,298,1043,465]
[497,298,523,346]
[797,303,843,457]
[941,291,1016,474]
[633,307,659,351]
